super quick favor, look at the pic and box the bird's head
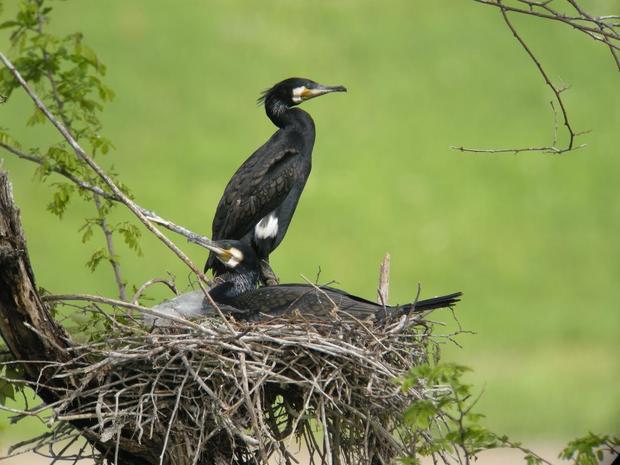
[258,77,346,114]
[205,240,258,273]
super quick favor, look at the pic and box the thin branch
[565,0,620,71]
[93,195,127,301]
[131,277,178,305]
[36,9,129,300]
[451,144,585,155]
[0,141,215,249]
[460,0,620,155]
[0,51,240,332]
[473,0,620,44]
[42,293,208,333]
[498,0,576,151]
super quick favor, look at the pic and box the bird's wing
[211,148,307,241]
[227,284,382,319]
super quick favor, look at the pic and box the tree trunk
[0,170,158,465]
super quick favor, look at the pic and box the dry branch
[377,253,391,306]
[459,0,620,155]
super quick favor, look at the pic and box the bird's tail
[382,291,462,321]
[412,291,462,312]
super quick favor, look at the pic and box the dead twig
[458,0,619,155]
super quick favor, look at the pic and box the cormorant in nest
[160,241,461,323]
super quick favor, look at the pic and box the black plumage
[216,283,462,322]
[205,77,346,278]
[203,240,462,322]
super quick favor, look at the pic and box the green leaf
[524,453,543,465]
[46,182,74,218]
[0,130,21,148]
[86,248,107,272]
[403,399,436,430]
[80,222,94,243]
[117,222,143,255]
[0,20,19,30]
[26,107,46,126]
[0,378,15,405]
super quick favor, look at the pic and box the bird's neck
[209,269,259,303]
[265,101,315,132]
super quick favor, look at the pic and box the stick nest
[10,308,442,465]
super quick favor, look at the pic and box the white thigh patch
[255,213,279,239]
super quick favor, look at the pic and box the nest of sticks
[5,298,449,465]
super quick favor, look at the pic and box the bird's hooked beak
[298,84,347,102]
[205,242,231,263]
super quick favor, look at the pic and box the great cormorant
[205,77,346,282]
[200,240,462,322]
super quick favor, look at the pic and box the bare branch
[473,0,620,46]
[93,195,127,301]
[131,277,178,305]
[460,0,620,155]
[565,0,620,70]
[498,1,577,151]
[42,294,208,332]
[0,51,240,332]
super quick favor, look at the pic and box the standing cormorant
[205,78,346,283]
[201,240,462,322]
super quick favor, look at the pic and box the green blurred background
[1,0,618,445]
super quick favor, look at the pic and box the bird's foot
[260,260,280,286]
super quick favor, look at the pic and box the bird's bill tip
[320,84,346,93]
[302,84,347,100]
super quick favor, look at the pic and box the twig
[159,371,188,465]
[459,0,620,155]
[93,195,127,301]
[131,277,178,305]
[42,294,208,332]
[498,0,576,152]
[0,140,221,250]
[377,252,391,306]
[565,0,620,71]
[0,50,243,332]
[473,0,620,44]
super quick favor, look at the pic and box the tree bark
[0,170,158,465]
[0,171,71,378]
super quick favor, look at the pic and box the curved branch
[0,141,215,249]
[456,0,619,155]
[498,1,576,152]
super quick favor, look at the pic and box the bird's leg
[259,259,279,286]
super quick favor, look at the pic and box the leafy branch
[401,362,619,464]
[0,0,131,299]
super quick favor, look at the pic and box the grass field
[1,0,619,444]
